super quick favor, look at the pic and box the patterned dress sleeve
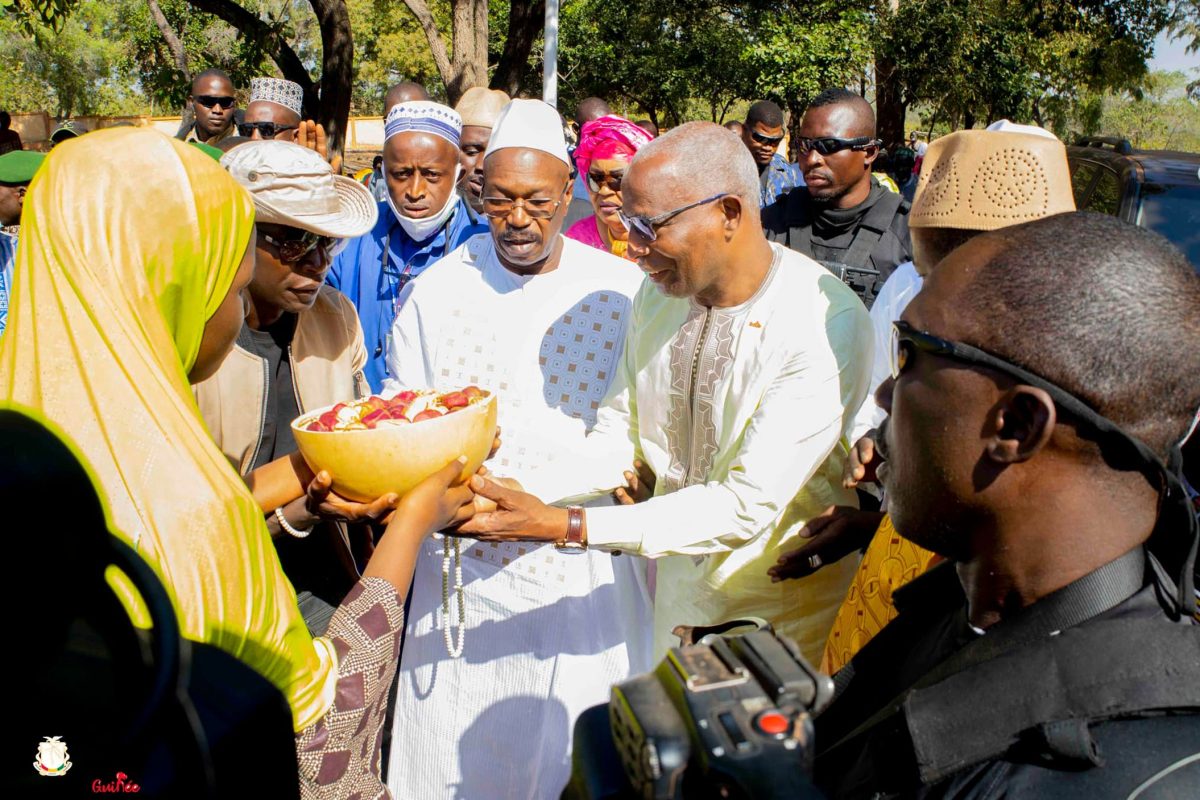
[296,577,404,800]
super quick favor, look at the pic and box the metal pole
[543,0,560,109]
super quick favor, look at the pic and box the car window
[1137,183,1200,271]
[1087,167,1123,216]
[1070,162,1100,207]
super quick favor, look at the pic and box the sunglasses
[237,121,298,138]
[195,95,235,110]
[618,193,729,243]
[891,320,1117,434]
[587,169,625,194]
[260,228,339,264]
[481,184,570,220]
[749,130,785,146]
[797,136,881,156]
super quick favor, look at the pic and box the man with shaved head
[382,99,647,799]
[765,87,912,307]
[813,212,1200,797]
[460,121,874,668]
[383,80,430,115]
[574,96,612,130]
[180,68,239,145]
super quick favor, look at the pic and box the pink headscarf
[573,115,653,188]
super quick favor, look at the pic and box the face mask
[386,164,462,242]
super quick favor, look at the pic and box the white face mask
[385,164,463,242]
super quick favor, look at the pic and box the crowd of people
[5,66,1199,799]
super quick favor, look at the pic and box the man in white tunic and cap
[383,99,651,799]
[459,121,874,669]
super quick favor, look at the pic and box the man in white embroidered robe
[461,122,875,667]
[383,99,650,800]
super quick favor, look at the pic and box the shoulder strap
[904,617,1200,784]
[841,189,904,270]
[824,548,1148,758]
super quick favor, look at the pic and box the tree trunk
[186,0,317,109]
[875,52,905,149]
[146,0,190,84]
[491,0,545,96]
[401,0,489,105]
[787,99,804,162]
[963,108,975,129]
[309,0,353,159]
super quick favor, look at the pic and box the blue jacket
[327,198,487,392]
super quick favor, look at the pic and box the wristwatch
[554,506,587,553]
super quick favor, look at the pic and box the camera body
[564,621,833,800]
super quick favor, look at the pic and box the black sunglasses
[238,121,297,138]
[260,228,339,264]
[618,193,729,243]
[195,95,235,110]
[797,136,880,156]
[891,320,1160,466]
[587,168,625,194]
[749,130,785,146]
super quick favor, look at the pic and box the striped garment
[0,227,17,338]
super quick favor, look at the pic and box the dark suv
[1066,137,1200,269]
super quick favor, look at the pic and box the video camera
[562,619,832,800]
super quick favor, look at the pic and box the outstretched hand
[768,505,884,582]
[306,470,399,525]
[453,475,565,542]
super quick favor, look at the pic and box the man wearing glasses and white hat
[193,140,391,635]
[459,121,873,678]
[382,98,647,800]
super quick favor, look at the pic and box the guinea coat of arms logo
[33,736,72,776]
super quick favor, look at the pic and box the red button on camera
[756,711,790,735]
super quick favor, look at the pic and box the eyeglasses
[481,184,569,220]
[195,95,235,110]
[260,228,339,264]
[890,320,1114,430]
[238,121,298,138]
[797,136,881,156]
[749,130,785,146]
[889,319,1189,515]
[618,193,729,243]
[587,169,625,194]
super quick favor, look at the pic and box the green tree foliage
[0,0,148,116]
[347,0,441,112]
[878,0,1170,132]
[115,0,277,110]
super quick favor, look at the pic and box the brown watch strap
[565,506,586,547]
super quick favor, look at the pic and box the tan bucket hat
[220,140,378,239]
[910,127,1075,230]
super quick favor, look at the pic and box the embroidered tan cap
[909,127,1075,230]
[455,87,511,129]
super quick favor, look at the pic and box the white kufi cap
[484,99,570,167]
[384,101,462,147]
[249,77,304,117]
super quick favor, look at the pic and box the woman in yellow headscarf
[0,128,473,798]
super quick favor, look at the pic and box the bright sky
[1149,29,1200,74]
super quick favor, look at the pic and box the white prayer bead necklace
[441,535,466,658]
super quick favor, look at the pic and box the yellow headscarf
[0,128,336,730]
